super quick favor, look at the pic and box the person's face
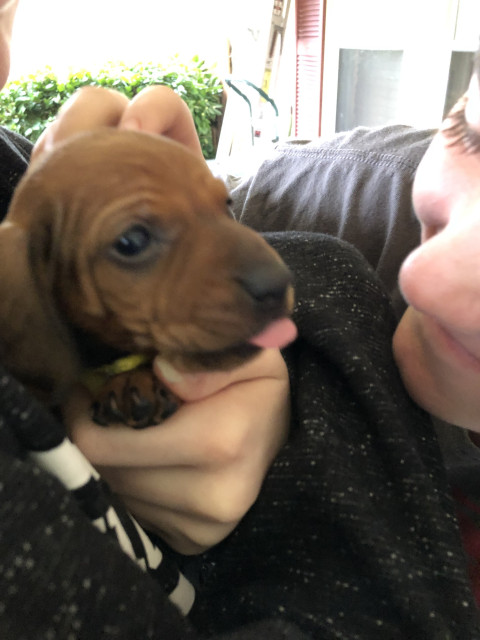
[0,0,18,89]
[393,56,480,431]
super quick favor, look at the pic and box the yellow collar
[81,353,151,395]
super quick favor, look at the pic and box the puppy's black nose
[238,262,292,309]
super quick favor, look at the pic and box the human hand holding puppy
[65,349,290,554]
[40,85,294,554]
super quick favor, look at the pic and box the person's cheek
[393,307,480,429]
[0,0,19,89]
[392,308,451,421]
[0,34,10,88]
[392,310,430,403]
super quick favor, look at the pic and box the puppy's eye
[113,224,152,257]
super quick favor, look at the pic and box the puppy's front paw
[92,366,181,428]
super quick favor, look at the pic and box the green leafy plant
[0,57,224,158]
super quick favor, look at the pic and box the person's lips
[422,315,480,373]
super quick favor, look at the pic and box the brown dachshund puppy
[0,129,296,427]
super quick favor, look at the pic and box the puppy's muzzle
[238,260,292,312]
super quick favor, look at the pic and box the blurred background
[6,0,480,173]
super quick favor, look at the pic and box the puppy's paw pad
[91,391,125,426]
[92,366,181,428]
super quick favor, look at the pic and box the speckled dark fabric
[0,126,31,216]
[191,233,480,639]
[0,371,202,640]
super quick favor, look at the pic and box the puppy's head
[0,129,295,401]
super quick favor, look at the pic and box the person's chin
[393,307,480,429]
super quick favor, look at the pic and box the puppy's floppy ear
[0,220,80,403]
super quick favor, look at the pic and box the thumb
[153,357,246,403]
[153,349,282,403]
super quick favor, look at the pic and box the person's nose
[398,216,480,332]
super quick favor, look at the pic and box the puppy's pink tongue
[248,318,297,349]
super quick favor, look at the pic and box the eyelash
[442,94,480,154]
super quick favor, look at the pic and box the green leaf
[0,58,223,156]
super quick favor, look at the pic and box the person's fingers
[64,393,242,554]
[100,459,266,554]
[154,348,288,402]
[98,454,264,522]
[65,351,289,468]
[32,85,203,165]
[32,86,129,163]
[66,368,288,469]
[64,350,290,554]
[119,85,204,158]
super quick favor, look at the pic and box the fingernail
[121,117,141,132]
[154,357,183,383]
